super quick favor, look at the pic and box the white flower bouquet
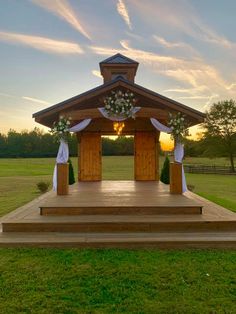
[50,115,71,142]
[104,90,136,118]
[168,112,189,142]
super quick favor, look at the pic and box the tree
[203,100,236,172]
[160,156,170,184]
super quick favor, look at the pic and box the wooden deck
[0,181,236,248]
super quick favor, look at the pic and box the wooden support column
[57,163,69,195]
[77,134,81,181]
[170,162,183,194]
[155,134,160,181]
[134,131,157,181]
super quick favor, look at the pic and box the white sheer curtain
[150,117,187,192]
[53,119,92,191]
[69,118,91,132]
[98,107,141,121]
[150,117,172,134]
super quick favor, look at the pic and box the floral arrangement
[104,90,136,118]
[168,112,189,142]
[50,115,71,142]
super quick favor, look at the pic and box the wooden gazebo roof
[33,54,205,130]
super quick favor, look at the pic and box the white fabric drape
[53,119,91,191]
[69,118,91,132]
[150,117,187,192]
[98,107,141,121]
[53,139,69,190]
[150,117,172,134]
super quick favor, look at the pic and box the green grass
[185,173,236,213]
[0,249,235,314]
[0,157,235,216]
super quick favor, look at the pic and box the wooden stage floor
[40,181,203,214]
[0,181,236,248]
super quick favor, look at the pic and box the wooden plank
[80,132,101,181]
[135,132,156,180]
[3,218,236,233]
[40,206,203,216]
[57,163,69,195]
[0,232,236,249]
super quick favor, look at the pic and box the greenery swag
[50,116,71,142]
[168,112,189,142]
[104,90,136,118]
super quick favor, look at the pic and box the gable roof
[100,53,139,65]
[33,76,205,127]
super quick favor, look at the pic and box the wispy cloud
[130,0,234,49]
[164,86,208,94]
[226,83,236,90]
[22,96,51,105]
[0,92,15,98]
[153,36,187,49]
[92,70,102,79]
[0,31,83,54]
[117,0,132,30]
[90,39,236,109]
[31,0,91,39]
[91,39,225,90]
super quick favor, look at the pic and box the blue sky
[1,0,236,135]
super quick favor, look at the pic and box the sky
[1,0,236,137]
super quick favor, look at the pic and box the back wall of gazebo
[77,117,160,181]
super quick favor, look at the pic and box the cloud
[129,0,234,49]
[0,31,84,54]
[226,83,236,90]
[31,0,91,39]
[22,96,51,105]
[92,70,103,79]
[0,92,15,98]
[90,39,236,110]
[164,86,208,94]
[117,0,132,30]
[91,39,226,90]
[153,36,187,49]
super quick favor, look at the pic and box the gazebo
[33,53,204,192]
[1,54,236,249]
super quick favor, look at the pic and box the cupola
[99,53,139,83]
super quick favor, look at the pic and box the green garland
[50,116,71,142]
[168,112,189,142]
[104,90,136,118]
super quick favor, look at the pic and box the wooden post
[170,162,183,194]
[57,163,69,195]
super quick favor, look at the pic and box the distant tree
[160,156,170,184]
[203,100,236,172]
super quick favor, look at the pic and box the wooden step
[2,215,236,233]
[0,232,235,249]
[40,205,203,216]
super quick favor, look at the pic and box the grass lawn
[0,249,235,314]
[0,156,235,216]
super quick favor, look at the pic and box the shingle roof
[100,53,139,65]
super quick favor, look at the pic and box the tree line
[0,129,134,157]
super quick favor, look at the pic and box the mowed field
[0,156,235,216]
